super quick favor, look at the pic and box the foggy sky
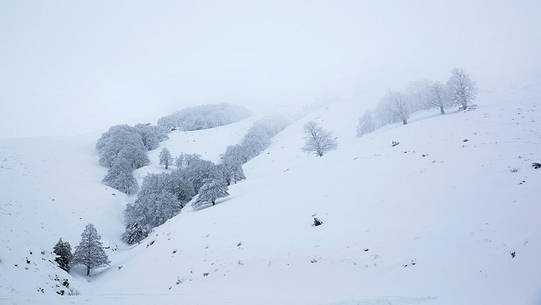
[1,0,540,138]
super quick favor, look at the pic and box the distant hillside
[157,103,250,131]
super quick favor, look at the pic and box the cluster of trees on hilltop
[157,103,251,131]
[357,68,478,137]
[96,124,167,194]
[122,115,289,244]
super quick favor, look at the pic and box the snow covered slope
[133,117,255,185]
[0,134,127,297]
[0,118,255,301]
[2,96,541,305]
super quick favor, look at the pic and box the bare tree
[302,121,337,157]
[428,81,450,114]
[382,91,411,125]
[446,68,477,110]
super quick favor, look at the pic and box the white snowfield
[1,96,540,305]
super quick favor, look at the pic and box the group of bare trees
[358,68,477,137]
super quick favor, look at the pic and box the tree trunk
[86,265,90,276]
[212,200,215,206]
[440,106,445,114]
[402,119,407,125]
[462,103,467,110]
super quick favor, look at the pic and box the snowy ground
[1,94,541,305]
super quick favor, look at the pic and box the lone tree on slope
[302,121,337,157]
[385,91,411,125]
[446,68,477,111]
[159,148,173,169]
[53,238,73,272]
[72,224,110,276]
[192,179,229,208]
[428,81,451,115]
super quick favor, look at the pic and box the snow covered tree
[102,158,138,194]
[175,153,202,170]
[159,148,173,169]
[122,170,194,244]
[240,116,289,160]
[220,145,247,185]
[356,110,376,137]
[134,123,166,151]
[123,190,183,243]
[218,162,245,186]
[116,146,150,170]
[192,179,229,208]
[128,191,181,228]
[53,238,73,272]
[72,224,110,276]
[302,121,337,157]
[96,124,150,194]
[446,68,477,110]
[96,125,148,168]
[223,144,248,165]
[157,103,251,131]
[240,128,272,160]
[182,157,220,192]
[383,91,411,125]
[428,81,451,114]
[121,222,149,245]
[138,171,195,205]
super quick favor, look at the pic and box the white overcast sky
[1,0,540,138]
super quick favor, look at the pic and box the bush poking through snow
[313,217,323,227]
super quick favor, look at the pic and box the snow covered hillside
[133,117,256,185]
[0,118,255,301]
[2,97,541,305]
